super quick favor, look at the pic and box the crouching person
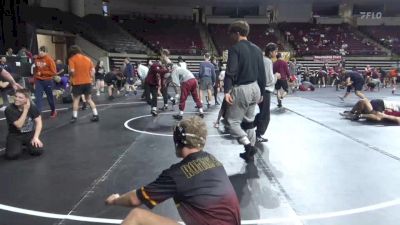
[4,89,43,159]
[105,116,241,225]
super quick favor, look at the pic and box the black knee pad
[5,153,20,160]
[30,148,43,156]
[241,121,255,130]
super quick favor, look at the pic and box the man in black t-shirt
[339,70,366,101]
[4,89,43,159]
[224,20,265,162]
[106,116,241,225]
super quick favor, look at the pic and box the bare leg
[81,95,86,103]
[100,80,105,92]
[108,85,114,97]
[207,88,213,103]
[355,91,366,100]
[199,89,204,103]
[96,80,101,95]
[81,94,87,110]
[122,208,179,225]
[72,96,80,113]
[72,95,80,120]
[376,112,400,125]
[351,99,373,114]
[85,94,97,113]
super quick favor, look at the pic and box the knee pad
[241,121,255,130]
[30,148,43,156]
[5,152,20,160]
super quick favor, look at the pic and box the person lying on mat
[340,98,400,125]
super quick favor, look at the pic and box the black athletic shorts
[72,84,92,97]
[104,73,117,86]
[347,80,363,92]
[370,99,385,112]
[95,72,105,80]
[275,79,289,92]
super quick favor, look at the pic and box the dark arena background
[1,0,400,224]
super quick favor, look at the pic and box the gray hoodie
[263,57,278,92]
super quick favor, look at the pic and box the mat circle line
[124,112,229,137]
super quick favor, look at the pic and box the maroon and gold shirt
[136,151,241,225]
[145,61,169,86]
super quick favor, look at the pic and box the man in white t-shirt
[177,56,187,69]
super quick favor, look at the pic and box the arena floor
[0,87,399,225]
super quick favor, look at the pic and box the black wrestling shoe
[215,101,220,105]
[81,102,87,110]
[277,99,282,108]
[171,98,176,105]
[256,136,268,143]
[244,144,257,156]
[151,110,158,117]
[159,105,168,111]
[198,113,204,118]
[173,114,183,120]
[70,117,78,123]
[240,145,257,163]
[350,114,360,121]
[239,152,254,162]
[340,112,360,121]
[91,115,99,122]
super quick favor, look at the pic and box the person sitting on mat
[4,89,44,159]
[105,116,241,225]
[340,98,400,125]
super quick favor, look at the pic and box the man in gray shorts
[198,53,216,107]
[224,20,266,162]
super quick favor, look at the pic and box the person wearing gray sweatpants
[224,20,266,162]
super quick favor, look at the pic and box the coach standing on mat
[224,20,266,162]
[68,45,99,123]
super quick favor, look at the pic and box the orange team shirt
[68,53,94,85]
[34,55,56,80]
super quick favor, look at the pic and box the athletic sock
[92,108,98,116]
[73,111,78,118]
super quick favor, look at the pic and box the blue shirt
[199,61,216,82]
[124,63,134,78]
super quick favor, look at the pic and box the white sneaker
[96,92,100,96]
